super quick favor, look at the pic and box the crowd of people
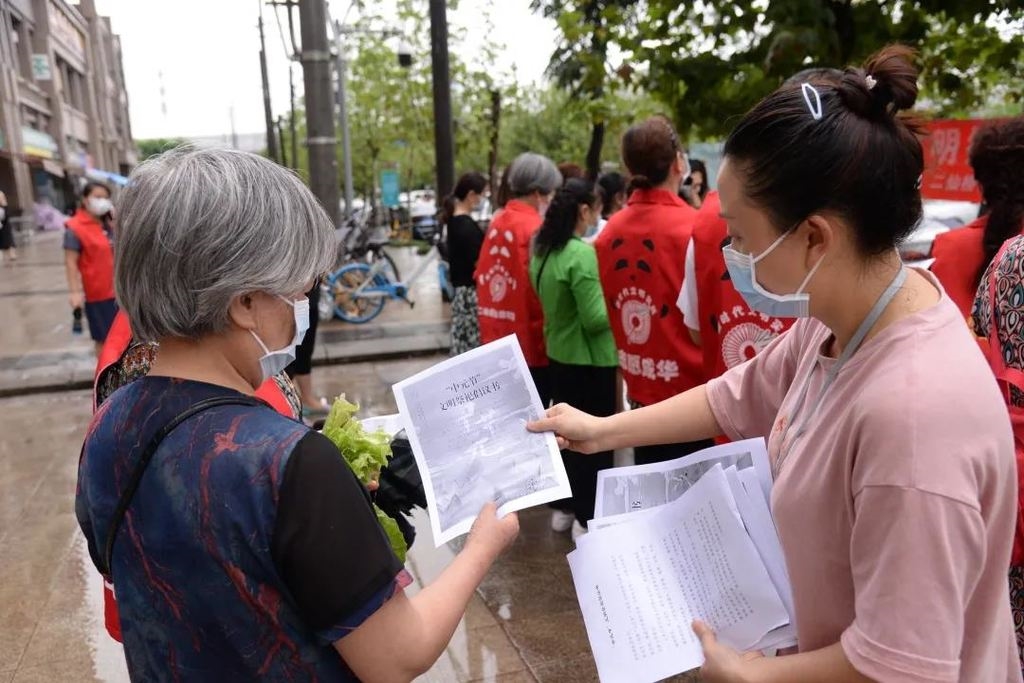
[445,45,1024,682]
[72,42,1024,682]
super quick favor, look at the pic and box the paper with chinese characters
[593,438,771,519]
[568,465,789,683]
[393,335,571,545]
[359,413,404,437]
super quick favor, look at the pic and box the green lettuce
[322,396,392,482]
[322,396,407,561]
[375,505,407,563]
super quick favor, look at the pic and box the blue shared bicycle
[323,231,453,324]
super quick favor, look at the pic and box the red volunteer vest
[474,200,547,367]
[66,208,115,302]
[92,310,298,641]
[692,193,794,381]
[93,310,133,402]
[594,188,702,405]
[930,216,990,320]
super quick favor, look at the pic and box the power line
[271,2,293,60]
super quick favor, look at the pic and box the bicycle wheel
[326,262,389,324]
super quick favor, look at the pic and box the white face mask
[250,294,310,383]
[87,197,113,216]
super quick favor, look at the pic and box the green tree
[619,0,1024,137]
[500,83,662,171]
[530,0,643,179]
[135,137,187,161]
[450,0,511,189]
[339,0,506,203]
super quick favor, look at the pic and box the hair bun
[629,174,653,190]
[837,44,919,120]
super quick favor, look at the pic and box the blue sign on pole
[381,169,400,208]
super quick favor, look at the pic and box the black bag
[377,432,426,510]
[374,432,427,548]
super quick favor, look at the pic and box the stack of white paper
[359,413,404,437]
[569,440,796,683]
[393,335,572,545]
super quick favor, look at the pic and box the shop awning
[21,127,58,159]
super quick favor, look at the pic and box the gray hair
[507,152,561,197]
[115,147,335,341]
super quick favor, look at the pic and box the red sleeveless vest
[65,209,115,302]
[474,200,547,367]
[691,193,794,381]
[594,188,702,405]
[931,216,988,320]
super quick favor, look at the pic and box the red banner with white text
[921,119,989,203]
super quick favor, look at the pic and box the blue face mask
[722,229,824,318]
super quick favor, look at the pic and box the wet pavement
[0,358,705,682]
[0,232,451,396]
[0,231,702,682]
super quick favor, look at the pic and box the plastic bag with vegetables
[322,396,408,562]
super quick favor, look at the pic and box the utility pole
[298,0,341,226]
[229,105,239,149]
[285,3,300,173]
[428,0,454,203]
[158,70,167,121]
[331,20,354,220]
[488,89,501,196]
[269,1,300,171]
[277,116,288,167]
[258,1,278,162]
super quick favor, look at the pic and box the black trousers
[529,365,552,409]
[548,360,616,526]
[629,398,714,465]
[287,283,321,377]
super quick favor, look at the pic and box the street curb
[0,343,448,400]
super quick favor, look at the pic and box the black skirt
[0,218,14,250]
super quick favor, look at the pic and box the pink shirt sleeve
[840,486,985,682]
[705,321,805,440]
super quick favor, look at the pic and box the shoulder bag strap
[99,395,264,576]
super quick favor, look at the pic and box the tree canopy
[258,0,1024,204]
[534,0,1024,138]
[135,137,188,161]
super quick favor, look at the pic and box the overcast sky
[92,0,556,140]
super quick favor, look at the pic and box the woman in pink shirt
[532,46,1020,682]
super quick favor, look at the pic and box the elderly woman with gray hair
[475,152,562,406]
[75,148,519,682]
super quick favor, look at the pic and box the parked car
[899,200,980,267]
[409,191,439,241]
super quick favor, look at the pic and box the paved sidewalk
[0,359,703,683]
[0,231,452,397]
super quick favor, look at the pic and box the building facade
[0,0,135,233]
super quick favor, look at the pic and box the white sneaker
[571,520,587,541]
[550,510,575,533]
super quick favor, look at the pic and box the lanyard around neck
[772,267,909,477]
